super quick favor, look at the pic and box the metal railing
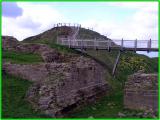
[53,23,81,28]
[57,38,158,51]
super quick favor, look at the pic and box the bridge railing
[57,38,158,51]
[53,23,81,28]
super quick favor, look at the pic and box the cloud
[2,2,158,41]
[106,2,158,11]
[2,2,23,18]
[2,16,37,40]
[2,2,65,40]
[18,17,41,29]
[81,2,158,40]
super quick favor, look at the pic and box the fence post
[121,38,124,51]
[134,39,137,52]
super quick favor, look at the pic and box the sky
[2,2,158,57]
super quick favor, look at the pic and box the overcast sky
[2,2,158,57]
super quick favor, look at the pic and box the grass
[2,74,48,118]
[67,86,123,118]
[68,97,122,118]
[67,79,145,118]
[3,50,43,64]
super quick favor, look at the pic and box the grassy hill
[23,27,108,44]
[2,26,158,118]
[22,26,157,83]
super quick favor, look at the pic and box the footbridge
[57,38,158,52]
[55,23,158,75]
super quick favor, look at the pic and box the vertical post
[149,38,151,48]
[112,51,121,75]
[147,38,151,53]
[94,38,97,50]
[134,39,137,52]
[108,39,111,52]
[121,38,124,51]
[69,38,71,48]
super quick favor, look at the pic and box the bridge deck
[65,46,158,51]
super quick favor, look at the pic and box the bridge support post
[69,38,71,48]
[94,38,97,50]
[112,51,121,75]
[108,39,111,52]
[147,39,151,53]
[121,38,124,51]
[134,39,137,52]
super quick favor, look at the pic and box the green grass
[67,85,145,118]
[49,43,79,54]
[3,50,43,64]
[67,87,123,118]
[67,66,124,118]
[2,74,48,118]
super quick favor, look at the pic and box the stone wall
[124,72,158,112]
[2,36,20,51]
[2,36,63,62]
[3,57,110,117]
[2,35,110,117]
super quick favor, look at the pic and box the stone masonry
[3,57,109,117]
[2,36,110,117]
[2,36,63,62]
[124,72,158,112]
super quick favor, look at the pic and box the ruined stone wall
[2,36,63,62]
[3,57,109,117]
[124,72,158,112]
[2,36,110,117]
